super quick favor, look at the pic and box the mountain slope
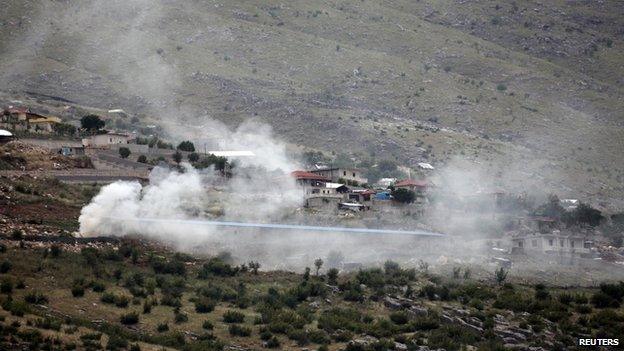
[1,0,623,205]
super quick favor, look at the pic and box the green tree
[137,155,147,163]
[80,114,105,132]
[314,258,324,276]
[495,267,508,285]
[392,188,415,203]
[119,147,131,159]
[188,152,199,162]
[177,141,195,152]
[173,151,182,164]
[52,123,77,136]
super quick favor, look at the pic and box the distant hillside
[1,0,623,206]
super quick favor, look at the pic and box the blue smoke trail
[110,217,446,237]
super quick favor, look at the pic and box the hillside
[1,0,624,205]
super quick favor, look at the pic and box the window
[109,138,112,142]
[518,240,524,248]
[353,172,356,177]
[549,239,553,246]
[532,240,537,247]
[570,241,575,248]
[560,240,564,247]
[343,171,346,176]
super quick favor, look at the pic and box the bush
[202,320,214,330]
[137,155,147,163]
[157,323,169,332]
[71,285,85,297]
[496,83,507,91]
[389,311,409,325]
[120,312,139,325]
[266,336,280,348]
[228,324,251,337]
[175,311,188,324]
[327,268,339,285]
[11,229,23,240]
[118,147,131,159]
[1,279,13,294]
[195,298,216,313]
[177,141,195,152]
[0,260,12,273]
[591,292,620,308]
[24,291,48,304]
[198,258,239,278]
[223,310,245,323]
[92,281,106,292]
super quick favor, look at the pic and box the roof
[395,179,428,188]
[325,182,348,189]
[0,129,13,137]
[291,170,330,181]
[418,162,435,170]
[4,107,29,114]
[29,116,62,124]
[310,167,361,173]
[209,151,255,157]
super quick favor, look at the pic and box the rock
[383,296,402,310]
[440,313,454,323]
[394,342,408,351]
[349,335,379,348]
[407,305,429,318]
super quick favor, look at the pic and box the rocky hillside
[1,0,623,205]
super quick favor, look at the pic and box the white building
[511,232,592,257]
[82,132,134,148]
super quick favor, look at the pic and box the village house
[291,171,330,196]
[394,179,429,204]
[511,232,593,257]
[82,132,133,147]
[309,167,368,185]
[1,107,61,133]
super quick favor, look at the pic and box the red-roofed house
[395,179,428,191]
[395,179,430,204]
[291,171,330,195]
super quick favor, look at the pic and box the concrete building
[309,167,368,185]
[511,232,592,257]
[291,170,330,196]
[394,179,429,204]
[82,132,134,148]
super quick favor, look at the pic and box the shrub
[389,311,409,325]
[34,317,61,331]
[118,147,131,159]
[223,310,245,323]
[0,260,12,273]
[496,83,507,91]
[137,155,147,163]
[202,320,214,330]
[327,268,339,285]
[591,292,620,308]
[266,336,280,348]
[1,279,13,294]
[157,322,169,332]
[198,258,239,278]
[92,281,106,292]
[174,311,188,324]
[195,298,216,313]
[24,291,48,304]
[120,312,139,325]
[50,244,62,257]
[71,285,85,297]
[228,324,251,337]
[11,229,23,240]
